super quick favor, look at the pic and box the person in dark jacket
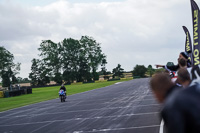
[60,84,66,91]
[150,72,200,133]
[156,51,191,71]
[59,84,66,97]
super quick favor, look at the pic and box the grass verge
[0,78,132,112]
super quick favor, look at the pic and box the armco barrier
[3,87,32,98]
[27,88,32,94]
[0,91,4,98]
[107,78,120,81]
[4,91,9,98]
[133,76,141,79]
[9,90,24,97]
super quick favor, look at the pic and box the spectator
[150,72,200,133]
[150,72,176,103]
[172,58,187,85]
[155,51,191,71]
[177,68,191,88]
[178,58,187,68]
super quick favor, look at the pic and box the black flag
[182,26,193,65]
[191,0,200,66]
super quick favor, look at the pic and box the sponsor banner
[191,0,200,66]
[183,26,193,65]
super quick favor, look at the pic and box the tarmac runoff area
[0,78,162,133]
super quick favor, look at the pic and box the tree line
[29,36,107,86]
[0,36,158,87]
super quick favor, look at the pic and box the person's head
[177,68,191,88]
[178,52,188,62]
[178,58,187,68]
[150,72,174,103]
[61,84,64,87]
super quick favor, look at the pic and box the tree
[29,58,50,86]
[61,38,81,82]
[132,65,147,78]
[2,70,11,87]
[147,65,154,77]
[38,40,62,83]
[16,77,29,83]
[29,58,39,86]
[11,75,18,84]
[112,64,124,78]
[17,77,23,83]
[23,78,30,82]
[101,59,109,80]
[79,36,106,81]
[78,57,91,82]
[0,46,20,87]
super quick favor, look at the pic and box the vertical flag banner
[182,26,193,65]
[191,0,200,66]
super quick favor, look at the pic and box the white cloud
[0,0,196,78]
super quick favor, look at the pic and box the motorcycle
[59,89,66,102]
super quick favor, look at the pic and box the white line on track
[0,98,156,117]
[0,95,155,113]
[0,104,160,118]
[50,98,157,109]
[73,125,160,133]
[58,98,156,107]
[30,122,53,133]
[115,82,123,84]
[0,112,159,127]
[52,98,156,108]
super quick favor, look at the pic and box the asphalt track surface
[0,78,162,133]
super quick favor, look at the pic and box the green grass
[0,78,132,112]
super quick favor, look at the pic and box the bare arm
[155,64,165,68]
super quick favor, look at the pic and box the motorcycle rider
[59,84,67,98]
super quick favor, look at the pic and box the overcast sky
[0,0,197,78]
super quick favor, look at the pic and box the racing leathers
[59,86,66,97]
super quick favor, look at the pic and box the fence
[1,86,32,98]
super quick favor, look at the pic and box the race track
[0,78,162,133]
